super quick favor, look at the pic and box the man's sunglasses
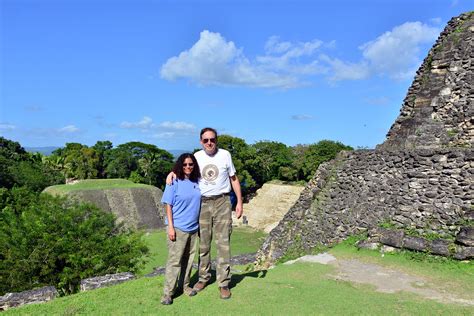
[202,138,216,144]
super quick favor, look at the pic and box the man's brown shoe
[193,281,207,292]
[184,287,197,297]
[219,286,231,299]
[160,295,173,305]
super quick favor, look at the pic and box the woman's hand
[168,226,176,241]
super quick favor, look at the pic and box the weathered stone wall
[380,12,473,149]
[66,187,165,230]
[257,12,473,266]
[257,148,473,265]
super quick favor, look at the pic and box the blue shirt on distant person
[161,179,201,233]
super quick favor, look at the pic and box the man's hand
[168,226,176,241]
[166,172,177,185]
[235,202,243,219]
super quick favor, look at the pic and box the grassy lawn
[139,226,267,276]
[44,179,151,194]
[5,232,473,315]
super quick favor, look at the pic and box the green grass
[5,233,474,315]
[139,226,267,276]
[7,260,473,315]
[44,179,151,194]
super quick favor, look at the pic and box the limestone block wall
[381,12,473,149]
[257,149,473,265]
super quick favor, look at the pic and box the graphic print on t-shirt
[202,164,219,184]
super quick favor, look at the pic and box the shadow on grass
[230,269,268,289]
[173,268,267,298]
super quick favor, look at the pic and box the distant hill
[25,146,59,156]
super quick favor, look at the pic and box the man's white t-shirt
[194,148,236,197]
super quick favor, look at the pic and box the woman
[160,153,201,305]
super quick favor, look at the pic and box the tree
[217,135,257,195]
[248,141,294,185]
[290,144,309,181]
[107,142,174,188]
[300,140,353,181]
[105,147,136,179]
[52,143,100,180]
[0,137,62,191]
[92,141,113,178]
[0,187,149,295]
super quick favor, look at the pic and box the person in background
[160,153,201,305]
[167,127,243,299]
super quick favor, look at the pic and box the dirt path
[285,253,474,306]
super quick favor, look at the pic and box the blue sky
[1,0,472,151]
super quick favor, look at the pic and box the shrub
[0,187,149,295]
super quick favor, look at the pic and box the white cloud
[160,30,325,89]
[291,114,313,120]
[58,125,79,133]
[320,55,370,81]
[120,116,153,129]
[360,22,439,80]
[430,17,442,25]
[264,36,292,54]
[161,22,440,87]
[257,36,326,76]
[0,123,16,131]
[119,117,196,134]
[159,121,196,131]
[153,132,175,139]
[263,36,322,57]
[323,21,439,81]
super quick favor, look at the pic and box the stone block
[356,240,379,250]
[403,236,429,252]
[80,272,135,291]
[453,246,474,260]
[379,229,405,248]
[0,286,58,311]
[455,226,474,246]
[430,239,451,256]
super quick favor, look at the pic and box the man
[167,127,243,299]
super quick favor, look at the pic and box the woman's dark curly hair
[172,153,200,182]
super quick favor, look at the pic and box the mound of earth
[44,180,165,230]
[234,182,305,233]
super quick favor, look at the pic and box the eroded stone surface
[233,183,304,233]
[285,254,474,306]
[0,286,58,311]
[80,272,135,291]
